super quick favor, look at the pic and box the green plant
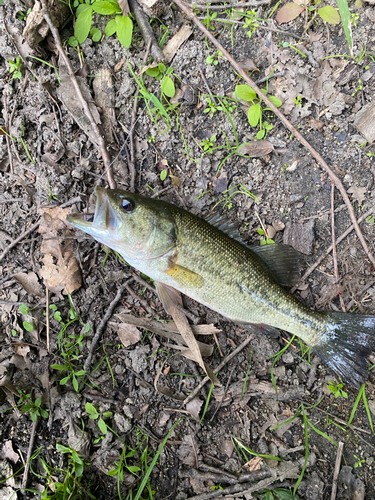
[19,393,49,421]
[233,437,282,462]
[200,135,216,153]
[213,184,259,211]
[203,97,222,118]
[85,402,113,437]
[8,57,22,80]
[74,0,133,48]
[351,79,362,97]
[347,383,374,433]
[257,487,300,499]
[271,398,337,494]
[146,63,176,98]
[51,361,87,392]
[366,215,375,224]
[257,228,275,246]
[206,49,223,65]
[354,454,366,468]
[38,444,93,499]
[327,380,348,399]
[293,95,303,108]
[235,84,282,139]
[276,2,340,27]
[17,8,31,20]
[243,9,261,38]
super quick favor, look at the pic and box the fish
[67,187,375,387]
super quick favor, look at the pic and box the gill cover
[67,187,177,263]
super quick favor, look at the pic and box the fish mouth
[67,186,117,232]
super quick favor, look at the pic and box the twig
[2,94,13,173]
[129,39,152,191]
[197,17,303,39]
[184,335,253,405]
[198,64,217,104]
[331,441,344,500]
[190,0,270,10]
[40,0,116,189]
[0,219,41,263]
[174,0,375,270]
[291,206,374,293]
[210,367,235,422]
[331,184,346,312]
[128,0,165,62]
[124,282,153,314]
[83,280,130,371]
[21,417,39,490]
[255,71,285,84]
[46,289,50,352]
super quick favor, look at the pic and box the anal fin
[236,321,280,338]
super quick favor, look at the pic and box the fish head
[67,187,177,264]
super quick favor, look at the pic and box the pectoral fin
[166,264,204,288]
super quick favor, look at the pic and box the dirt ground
[1,0,375,498]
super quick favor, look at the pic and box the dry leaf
[212,170,228,193]
[118,0,129,14]
[237,140,274,157]
[15,344,30,359]
[0,440,19,464]
[348,185,367,205]
[163,24,192,63]
[275,3,304,23]
[246,456,263,471]
[14,272,44,297]
[39,207,82,295]
[238,58,259,73]
[186,398,203,420]
[117,324,142,347]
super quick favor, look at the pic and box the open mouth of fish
[67,187,117,232]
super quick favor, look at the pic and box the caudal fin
[312,312,375,388]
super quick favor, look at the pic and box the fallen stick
[331,184,346,312]
[40,0,116,189]
[292,206,374,293]
[173,0,375,270]
[330,441,344,500]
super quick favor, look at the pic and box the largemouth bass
[67,187,375,387]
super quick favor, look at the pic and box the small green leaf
[257,228,265,235]
[268,95,282,107]
[85,402,99,417]
[248,103,261,127]
[235,84,257,102]
[49,304,58,311]
[115,15,133,48]
[20,304,29,314]
[75,370,86,376]
[127,465,141,474]
[102,411,113,418]
[76,3,91,16]
[146,67,160,78]
[257,129,265,139]
[35,398,42,407]
[318,5,340,24]
[60,375,71,385]
[51,364,67,370]
[72,374,79,392]
[92,0,118,14]
[56,444,71,453]
[161,76,175,97]
[105,18,117,36]
[98,417,108,434]
[160,170,168,181]
[158,62,166,73]
[23,321,34,332]
[54,311,62,322]
[85,323,91,333]
[75,7,93,44]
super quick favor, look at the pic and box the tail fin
[312,312,375,388]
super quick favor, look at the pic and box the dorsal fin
[205,212,243,242]
[250,244,301,287]
[206,212,301,287]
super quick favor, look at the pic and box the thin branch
[183,335,253,405]
[40,0,116,189]
[83,280,130,371]
[0,219,41,263]
[21,417,39,490]
[173,0,375,270]
[331,441,344,500]
[128,0,165,62]
[190,0,270,10]
[291,206,374,293]
[331,184,346,312]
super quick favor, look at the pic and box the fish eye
[120,199,133,213]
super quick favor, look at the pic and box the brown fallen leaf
[186,397,203,420]
[0,440,19,464]
[275,2,304,23]
[237,140,274,157]
[15,344,30,359]
[117,324,142,347]
[212,170,228,193]
[14,272,44,297]
[245,456,263,471]
[238,58,259,73]
[39,206,82,295]
[348,184,367,205]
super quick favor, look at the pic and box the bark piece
[355,100,375,143]
[163,24,193,63]
[23,0,70,48]
[283,220,315,255]
[93,68,116,144]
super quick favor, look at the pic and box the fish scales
[67,187,375,387]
